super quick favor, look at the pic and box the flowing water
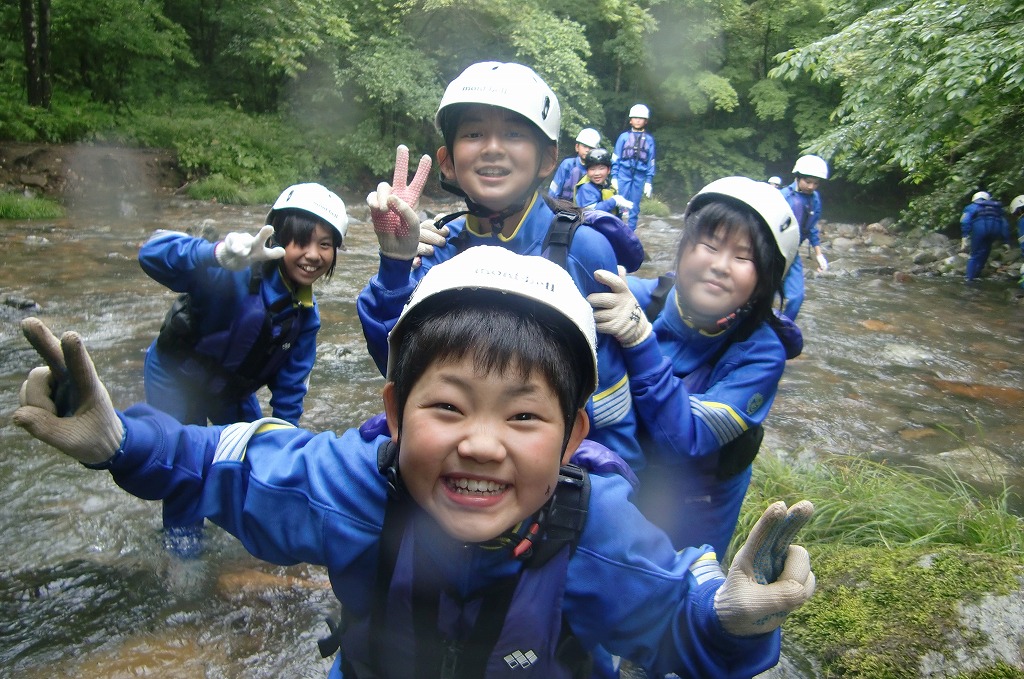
[1,195,1023,676]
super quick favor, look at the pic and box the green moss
[0,192,65,220]
[784,545,1022,677]
[639,195,671,218]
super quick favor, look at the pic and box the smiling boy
[15,247,815,679]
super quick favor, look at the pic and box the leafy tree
[19,0,51,107]
[772,0,1024,229]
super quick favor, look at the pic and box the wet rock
[830,236,857,251]
[911,445,1016,486]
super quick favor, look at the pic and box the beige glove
[588,268,652,348]
[367,145,432,260]
[416,218,451,260]
[13,318,124,466]
[215,225,285,271]
[713,500,816,637]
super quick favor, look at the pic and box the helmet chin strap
[676,294,755,333]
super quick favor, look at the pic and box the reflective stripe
[591,375,632,428]
[213,417,292,463]
[689,552,725,585]
[689,396,747,446]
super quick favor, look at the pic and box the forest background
[4,0,1023,231]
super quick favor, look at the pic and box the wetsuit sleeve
[624,326,786,461]
[612,132,626,176]
[356,253,420,376]
[806,192,822,247]
[645,134,657,183]
[549,158,570,198]
[266,307,319,424]
[107,404,386,567]
[960,205,974,238]
[565,471,781,677]
[138,230,221,291]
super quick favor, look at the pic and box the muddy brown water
[1,194,1023,676]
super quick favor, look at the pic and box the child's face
[796,176,820,194]
[587,164,610,185]
[382,354,587,544]
[575,143,594,160]
[675,225,758,330]
[437,105,558,213]
[629,117,647,130]
[280,223,336,287]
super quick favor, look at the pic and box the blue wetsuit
[960,199,1010,280]
[548,156,587,201]
[139,231,320,537]
[95,404,785,677]
[624,278,797,556]
[779,183,822,320]
[612,130,656,231]
[357,194,642,464]
[574,178,623,219]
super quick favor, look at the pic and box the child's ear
[381,383,401,440]
[539,144,558,178]
[561,408,590,465]
[436,146,455,180]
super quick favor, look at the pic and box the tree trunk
[19,0,51,108]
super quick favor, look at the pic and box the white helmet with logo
[792,154,829,180]
[628,104,650,119]
[767,176,782,188]
[386,246,597,398]
[435,62,561,143]
[972,190,991,203]
[267,183,348,241]
[1010,195,1024,214]
[686,177,801,275]
[575,127,601,148]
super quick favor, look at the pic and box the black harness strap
[644,274,676,322]
[542,209,583,271]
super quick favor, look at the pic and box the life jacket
[572,178,623,220]
[155,263,302,398]
[556,162,586,201]
[968,199,1006,235]
[319,437,606,679]
[781,187,817,242]
[619,131,651,165]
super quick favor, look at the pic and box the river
[1,194,1022,676]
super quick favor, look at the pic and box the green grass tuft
[0,192,65,220]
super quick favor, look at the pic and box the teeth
[450,478,506,494]
[478,168,508,177]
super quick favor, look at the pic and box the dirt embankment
[0,142,184,202]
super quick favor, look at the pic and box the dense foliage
[2,0,1020,225]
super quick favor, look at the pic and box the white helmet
[386,246,598,397]
[628,104,650,119]
[972,190,991,203]
[792,154,829,180]
[435,62,561,142]
[767,176,782,188]
[1010,195,1024,214]
[575,127,601,148]
[268,183,348,241]
[686,177,801,275]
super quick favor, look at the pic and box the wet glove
[610,177,618,192]
[13,318,124,466]
[713,500,816,637]
[215,225,285,271]
[367,145,432,261]
[960,237,970,252]
[415,218,451,261]
[589,267,652,348]
[815,253,829,272]
[643,182,652,199]
[612,195,634,212]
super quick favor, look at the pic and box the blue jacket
[574,178,622,217]
[548,156,587,201]
[139,231,319,425]
[612,130,656,183]
[357,194,642,464]
[1018,216,1024,258]
[99,404,783,678]
[781,183,822,247]
[961,199,1009,241]
[623,278,794,554]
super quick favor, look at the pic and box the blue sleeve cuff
[81,414,128,470]
[375,253,415,291]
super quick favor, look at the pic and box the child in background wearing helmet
[767,176,782,189]
[15,248,816,679]
[357,61,643,464]
[960,190,1011,282]
[588,177,803,558]
[549,127,601,200]
[780,154,829,321]
[1011,195,1024,286]
[574,148,634,220]
[611,104,657,231]
[139,182,347,556]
